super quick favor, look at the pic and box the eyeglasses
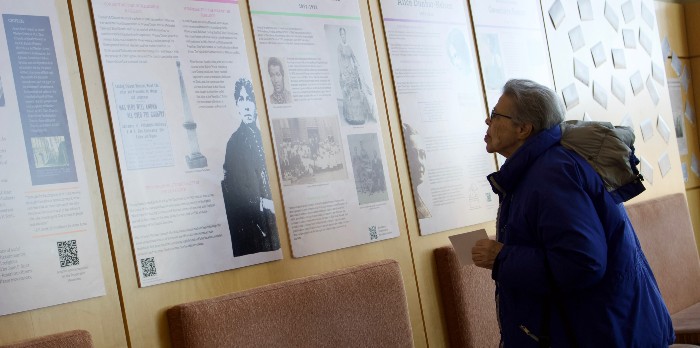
[489,110,514,121]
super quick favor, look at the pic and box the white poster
[249,0,400,257]
[379,0,498,235]
[668,78,687,155]
[0,0,105,315]
[92,0,282,286]
[470,0,555,111]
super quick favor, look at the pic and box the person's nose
[485,116,491,126]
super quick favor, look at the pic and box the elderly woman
[472,79,674,347]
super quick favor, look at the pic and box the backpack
[559,120,645,203]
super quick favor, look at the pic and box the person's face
[236,87,256,125]
[407,133,427,185]
[269,64,284,93]
[485,94,528,158]
[340,29,346,44]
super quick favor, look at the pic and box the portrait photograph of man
[267,57,292,105]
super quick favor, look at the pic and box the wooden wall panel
[655,1,689,57]
[656,2,700,190]
[686,188,700,253]
[0,1,127,347]
[680,58,700,189]
[684,2,700,57]
[71,0,427,346]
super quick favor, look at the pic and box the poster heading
[397,0,453,10]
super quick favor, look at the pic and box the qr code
[57,240,79,268]
[369,225,378,240]
[141,257,157,278]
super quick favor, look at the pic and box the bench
[626,193,700,344]
[0,330,93,348]
[167,259,414,347]
[435,192,700,345]
[434,246,499,347]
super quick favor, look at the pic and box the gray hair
[502,79,565,134]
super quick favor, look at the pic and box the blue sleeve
[492,157,607,294]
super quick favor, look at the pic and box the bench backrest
[434,246,500,348]
[1,330,93,348]
[167,259,414,348]
[626,192,700,314]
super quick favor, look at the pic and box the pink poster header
[194,0,237,4]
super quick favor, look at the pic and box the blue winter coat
[486,125,674,347]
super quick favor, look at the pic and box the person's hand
[471,239,503,270]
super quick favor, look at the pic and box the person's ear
[517,123,533,140]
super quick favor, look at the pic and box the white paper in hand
[449,229,489,266]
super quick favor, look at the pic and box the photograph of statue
[267,57,292,105]
[325,25,376,126]
[221,78,280,257]
[272,116,347,186]
[402,122,431,219]
[348,133,388,205]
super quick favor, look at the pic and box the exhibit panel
[0,0,106,315]
[379,0,497,235]
[91,0,283,287]
[470,0,555,111]
[0,0,126,346]
[541,0,686,199]
[249,0,401,258]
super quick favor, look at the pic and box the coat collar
[487,125,561,195]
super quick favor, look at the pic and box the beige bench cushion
[1,330,93,348]
[626,193,700,344]
[626,193,700,315]
[434,245,500,348]
[167,259,413,348]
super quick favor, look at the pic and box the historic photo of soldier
[221,78,280,257]
[267,57,293,105]
[347,133,388,205]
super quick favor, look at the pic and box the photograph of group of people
[272,116,347,186]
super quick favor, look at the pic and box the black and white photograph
[272,116,347,186]
[221,77,280,257]
[447,28,473,76]
[476,32,504,90]
[347,133,388,205]
[0,76,5,107]
[265,56,293,105]
[402,122,431,218]
[31,135,70,168]
[324,24,376,126]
